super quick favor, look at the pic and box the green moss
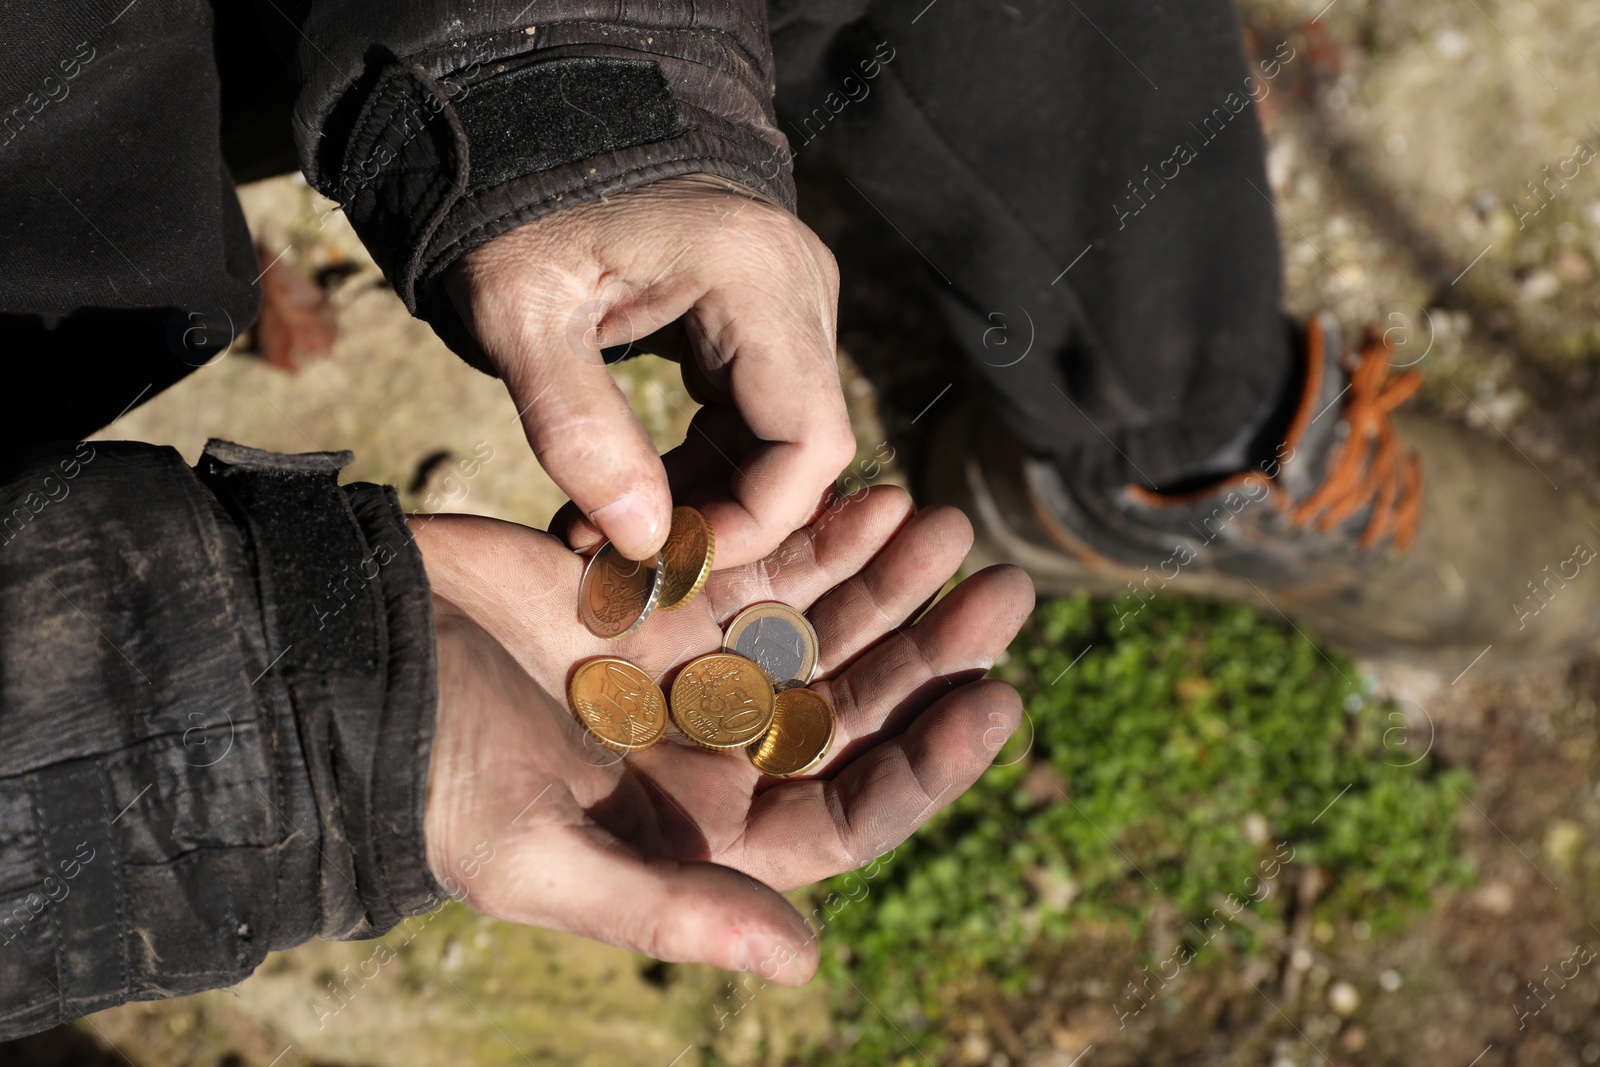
[805,594,1473,1063]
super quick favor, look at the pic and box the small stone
[1473,881,1516,915]
[1328,980,1361,1016]
[1545,819,1585,870]
[1024,865,1079,911]
[1050,1026,1093,1054]
[1379,969,1402,992]
[1519,270,1561,304]
[1019,761,1068,807]
[1434,27,1470,58]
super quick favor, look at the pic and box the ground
[5,0,1600,1064]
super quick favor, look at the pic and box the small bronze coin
[579,541,663,639]
[657,506,715,611]
[567,658,668,752]
[722,602,819,686]
[750,687,836,777]
[669,652,776,750]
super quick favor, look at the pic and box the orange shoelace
[1287,329,1424,550]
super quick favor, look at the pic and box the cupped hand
[446,174,854,568]
[414,487,1034,985]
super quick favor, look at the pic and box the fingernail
[590,494,661,556]
[738,932,792,980]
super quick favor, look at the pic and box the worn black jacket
[0,0,787,1037]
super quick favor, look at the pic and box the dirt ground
[6,0,1600,1064]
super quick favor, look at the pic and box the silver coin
[722,602,819,686]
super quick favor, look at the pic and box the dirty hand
[414,486,1035,983]
[446,174,855,568]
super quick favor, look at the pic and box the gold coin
[568,658,667,752]
[656,506,715,611]
[579,541,663,639]
[669,652,775,750]
[750,688,836,777]
[722,601,819,686]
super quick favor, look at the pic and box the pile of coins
[567,507,836,777]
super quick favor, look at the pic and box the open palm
[413,486,1034,984]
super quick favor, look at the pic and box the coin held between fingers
[579,541,664,638]
[657,506,715,611]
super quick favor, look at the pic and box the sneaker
[927,315,1600,664]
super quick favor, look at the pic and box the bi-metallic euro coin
[579,541,664,639]
[722,601,819,686]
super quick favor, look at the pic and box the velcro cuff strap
[195,440,397,938]
[337,64,469,319]
[330,40,797,373]
[455,57,685,192]
[336,56,684,314]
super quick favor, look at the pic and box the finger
[412,515,600,680]
[730,679,1024,891]
[526,829,820,985]
[659,405,755,507]
[604,319,695,367]
[812,564,1034,769]
[548,499,607,555]
[681,227,854,568]
[456,272,675,561]
[806,504,975,675]
[550,406,749,556]
[702,484,914,620]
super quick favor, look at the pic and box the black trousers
[2,0,1293,491]
[772,0,1295,491]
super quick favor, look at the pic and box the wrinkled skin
[448,174,855,567]
[416,486,1034,985]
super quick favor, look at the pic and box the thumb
[547,833,820,985]
[468,283,673,562]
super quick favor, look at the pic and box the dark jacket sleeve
[0,439,441,1040]
[263,0,793,371]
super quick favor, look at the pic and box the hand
[414,488,1035,984]
[446,174,854,567]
